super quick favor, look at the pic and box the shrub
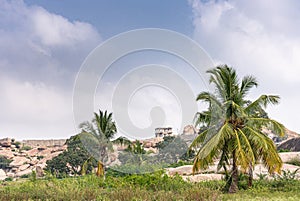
[0,155,12,170]
[20,145,32,151]
[4,177,13,182]
[37,156,44,160]
[278,149,290,153]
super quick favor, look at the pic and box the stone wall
[22,139,66,147]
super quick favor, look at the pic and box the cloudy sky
[1,0,300,139]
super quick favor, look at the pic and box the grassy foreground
[1,172,300,201]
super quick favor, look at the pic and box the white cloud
[30,6,99,47]
[0,76,74,139]
[0,0,101,139]
[189,0,300,132]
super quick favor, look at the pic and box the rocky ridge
[0,138,66,180]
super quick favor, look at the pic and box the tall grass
[0,173,220,201]
[1,172,300,201]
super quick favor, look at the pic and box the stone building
[155,127,173,138]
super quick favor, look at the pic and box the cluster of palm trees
[79,65,285,193]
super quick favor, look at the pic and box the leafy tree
[0,155,12,170]
[156,136,194,164]
[190,65,285,193]
[79,110,117,177]
[45,135,97,178]
[116,140,164,174]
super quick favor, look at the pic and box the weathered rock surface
[0,149,14,158]
[0,137,67,179]
[0,169,7,180]
[36,165,44,177]
[278,138,300,152]
[10,157,30,167]
[279,152,300,163]
[182,174,224,182]
[15,168,34,177]
[167,165,219,176]
[0,138,11,147]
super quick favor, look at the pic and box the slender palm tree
[79,110,117,177]
[190,65,285,193]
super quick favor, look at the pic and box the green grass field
[1,172,300,201]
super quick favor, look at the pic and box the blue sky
[24,0,193,38]
[1,0,300,139]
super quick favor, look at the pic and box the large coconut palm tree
[190,65,285,193]
[79,110,117,177]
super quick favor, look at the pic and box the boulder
[19,164,30,171]
[0,138,11,147]
[10,156,30,167]
[15,168,33,177]
[278,138,300,152]
[0,169,7,180]
[279,152,300,163]
[26,148,40,157]
[0,149,14,158]
[182,174,223,182]
[183,125,198,135]
[167,165,193,176]
[166,165,218,176]
[36,165,44,177]
[6,172,14,177]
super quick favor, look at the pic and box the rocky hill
[0,138,67,180]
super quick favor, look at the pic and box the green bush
[278,148,290,153]
[0,155,12,170]
[14,141,21,149]
[37,156,44,160]
[4,177,13,182]
[20,145,32,151]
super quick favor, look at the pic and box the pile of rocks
[0,138,66,180]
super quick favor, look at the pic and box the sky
[1,0,300,139]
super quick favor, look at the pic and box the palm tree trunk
[96,161,104,177]
[248,163,253,188]
[229,150,238,193]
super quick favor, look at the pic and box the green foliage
[79,110,118,177]
[0,155,12,170]
[116,140,165,174]
[256,173,268,180]
[30,170,37,182]
[37,156,44,160]
[14,141,21,149]
[4,177,13,182]
[278,148,290,153]
[273,169,299,181]
[191,65,285,193]
[0,173,220,201]
[20,174,30,179]
[156,136,194,164]
[168,160,193,168]
[45,135,97,178]
[20,145,32,151]
[3,174,300,201]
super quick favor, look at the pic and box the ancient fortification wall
[21,139,66,147]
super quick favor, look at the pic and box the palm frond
[245,95,280,114]
[240,75,258,98]
[193,123,232,173]
[247,118,285,137]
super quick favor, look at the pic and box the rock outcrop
[278,138,300,152]
[0,138,67,180]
